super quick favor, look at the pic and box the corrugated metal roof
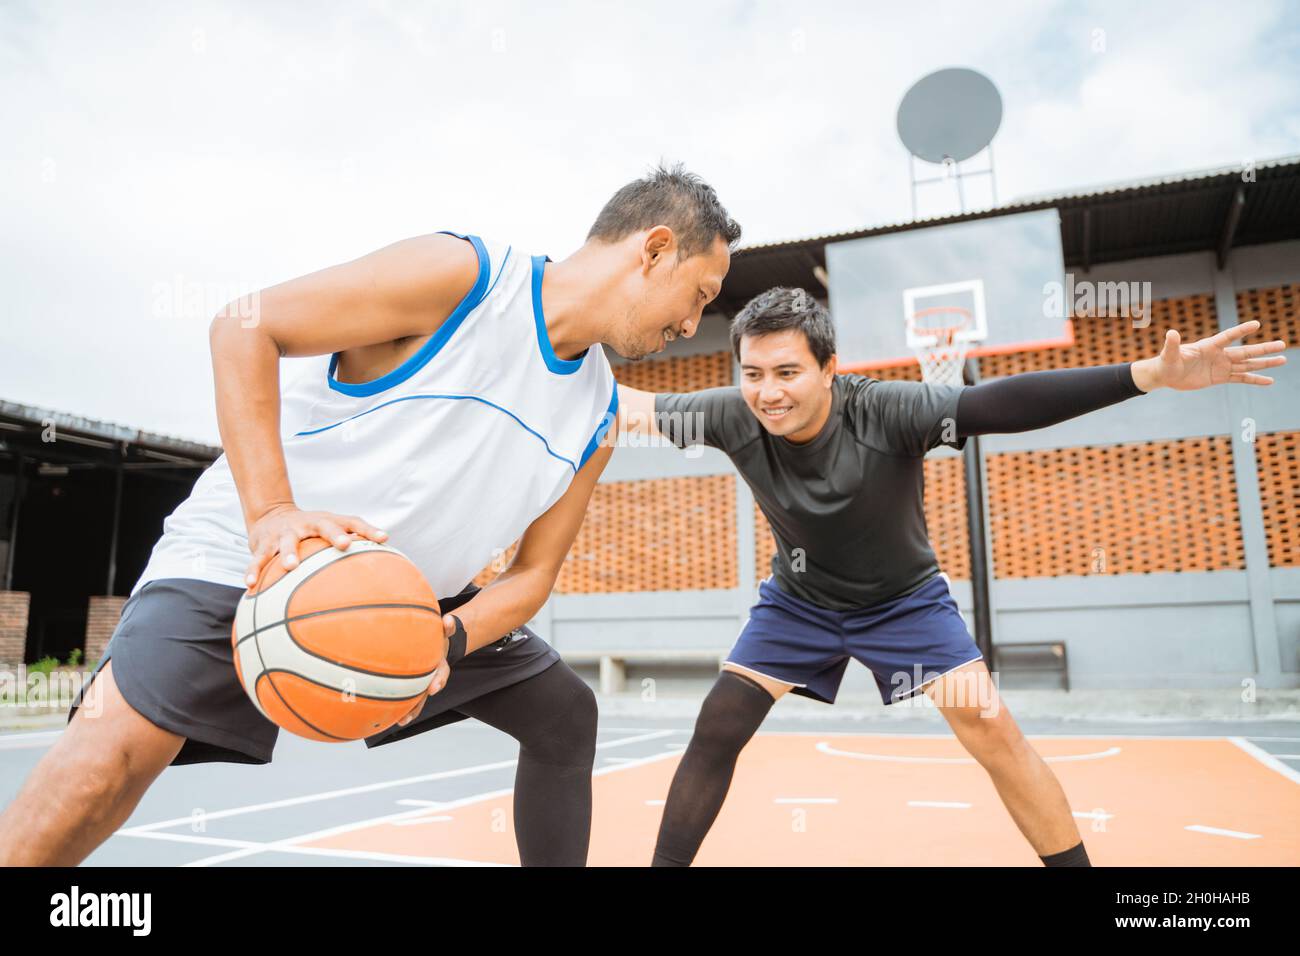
[0,400,219,462]
[712,154,1300,317]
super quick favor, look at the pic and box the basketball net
[908,306,973,386]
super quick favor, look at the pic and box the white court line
[774,797,838,804]
[599,727,692,734]
[391,816,453,826]
[172,744,686,867]
[1273,754,1300,760]
[119,728,675,835]
[1227,737,1300,785]
[645,799,665,806]
[0,731,61,750]
[115,830,505,866]
[908,801,971,809]
[1185,825,1261,840]
[599,727,691,734]
[815,741,1123,764]
[718,730,1300,741]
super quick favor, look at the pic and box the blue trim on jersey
[578,376,619,470]
[326,232,491,397]
[293,392,581,473]
[531,254,590,375]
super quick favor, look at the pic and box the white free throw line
[816,741,1122,764]
[1184,825,1261,840]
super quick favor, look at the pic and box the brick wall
[1236,283,1299,345]
[612,349,734,391]
[0,591,30,665]
[1255,430,1300,568]
[557,475,738,593]
[986,437,1245,577]
[85,595,127,665]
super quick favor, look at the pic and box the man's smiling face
[738,328,837,442]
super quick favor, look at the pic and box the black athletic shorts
[67,577,560,766]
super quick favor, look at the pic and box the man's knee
[522,668,598,766]
[63,664,183,796]
[689,671,773,757]
[946,705,1026,765]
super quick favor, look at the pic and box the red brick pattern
[85,595,128,665]
[612,350,734,391]
[986,437,1245,578]
[1236,284,1299,347]
[1255,431,1300,568]
[0,591,30,665]
[556,475,738,593]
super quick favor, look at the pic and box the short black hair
[587,161,742,259]
[731,287,836,367]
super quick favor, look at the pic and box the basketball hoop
[907,305,974,386]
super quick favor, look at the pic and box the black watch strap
[445,614,468,666]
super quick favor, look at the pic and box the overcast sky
[2,0,1298,445]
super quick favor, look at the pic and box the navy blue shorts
[726,573,984,706]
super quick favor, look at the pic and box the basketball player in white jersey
[0,163,740,867]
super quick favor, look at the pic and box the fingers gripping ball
[231,537,444,741]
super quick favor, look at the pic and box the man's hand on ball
[395,617,456,728]
[243,504,389,587]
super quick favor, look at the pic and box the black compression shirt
[654,364,1146,609]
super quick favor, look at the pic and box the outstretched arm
[956,320,1287,437]
[615,383,662,441]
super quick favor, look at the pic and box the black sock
[1040,840,1091,867]
[651,670,776,867]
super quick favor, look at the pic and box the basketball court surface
[4,711,1296,866]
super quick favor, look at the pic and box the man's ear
[643,226,674,269]
[824,353,838,383]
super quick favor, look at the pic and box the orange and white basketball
[230,536,444,742]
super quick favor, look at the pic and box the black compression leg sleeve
[955,362,1144,437]
[652,670,777,867]
[1040,840,1092,867]
[454,661,598,867]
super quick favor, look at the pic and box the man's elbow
[209,299,281,357]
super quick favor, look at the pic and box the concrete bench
[559,649,728,694]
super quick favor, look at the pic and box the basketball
[230,536,445,742]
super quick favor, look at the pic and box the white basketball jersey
[134,231,618,599]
